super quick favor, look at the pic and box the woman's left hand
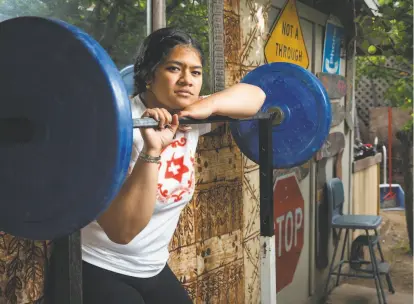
[177,97,214,120]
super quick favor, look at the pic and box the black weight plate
[0,17,132,240]
[229,62,331,169]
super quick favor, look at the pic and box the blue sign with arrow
[322,20,344,75]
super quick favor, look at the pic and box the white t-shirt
[81,95,211,278]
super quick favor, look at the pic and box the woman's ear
[144,76,152,89]
[144,75,153,88]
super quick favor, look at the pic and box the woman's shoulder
[129,95,147,118]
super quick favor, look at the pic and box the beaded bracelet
[138,152,161,164]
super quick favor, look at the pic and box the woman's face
[148,45,203,110]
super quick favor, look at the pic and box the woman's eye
[192,71,202,76]
[167,66,180,72]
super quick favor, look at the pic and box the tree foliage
[0,0,211,93]
[355,0,413,121]
[167,0,211,93]
[356,0,413,255]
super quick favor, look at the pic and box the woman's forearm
[207,83,266,118]
[97,151,159,244]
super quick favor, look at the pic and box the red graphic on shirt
[187,171,194,188]
[155,136,196,204]
[157,184,193,203]
[158,183,169,198]
[165,153,189,183]
[170,137,187,148]
[160,137,187,154]
[172,190,187,202]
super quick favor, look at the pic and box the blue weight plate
[229,62,331,169]
[0,17,132,240]
[120,65,135,96]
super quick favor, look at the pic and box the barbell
[0,16,331,240]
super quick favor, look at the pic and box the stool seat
[332,215,382,230]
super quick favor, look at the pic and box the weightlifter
[81,27,266,303]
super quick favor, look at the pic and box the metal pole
[382,145,387,184]
[47,232,82,304]
[259,118,277,303]
[146,0,153,35]
[152,0,166,31]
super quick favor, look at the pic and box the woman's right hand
[139,108,179,156]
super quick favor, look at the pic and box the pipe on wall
[152,0,166,32]
[147,0,152,35]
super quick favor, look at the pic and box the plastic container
[379,184,405,210]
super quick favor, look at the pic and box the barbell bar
[0,16,331,240]
[132,112,277,128]
[0,114,275,143]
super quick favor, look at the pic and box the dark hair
[133,27,204,96]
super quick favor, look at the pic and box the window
[0,0,148,69]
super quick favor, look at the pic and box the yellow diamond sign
[264,0,309,68]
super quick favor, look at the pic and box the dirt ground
[343,210,413,294]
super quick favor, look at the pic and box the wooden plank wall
[168,133,245,303]
[352,154,381,240]
[168,0,272,302]
[352,155,381,217]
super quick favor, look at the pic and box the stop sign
[274,175,305,293]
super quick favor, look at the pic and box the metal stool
[323,178,395,304]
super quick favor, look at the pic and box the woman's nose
[178,71,193,86]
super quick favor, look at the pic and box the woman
[81,27,266,303]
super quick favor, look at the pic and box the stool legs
[323,228,343,298]
[366,230,387,304]
[335,229,349,287]
[374,230,395,294]
[323,228,394,304]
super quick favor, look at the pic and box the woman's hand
[177,96,215,120]
[180,84,265,119]
[140,108,179,155]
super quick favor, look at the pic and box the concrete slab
[326,284,413,304]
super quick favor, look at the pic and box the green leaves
[377,0,393,5]
[356,55,412,106]
[356,0,413,60]
[356,0,412,124]
[0,0,212,93]
[167,0,211,94]
[0,0,148,68]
